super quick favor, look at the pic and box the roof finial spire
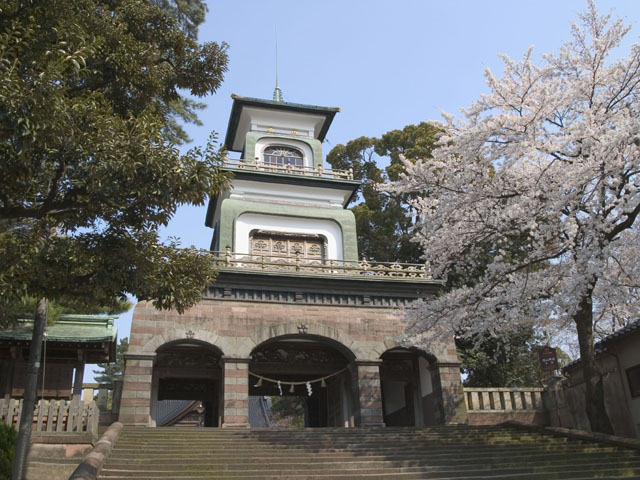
[273,25,283,102]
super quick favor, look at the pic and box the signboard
[538,346,559,372]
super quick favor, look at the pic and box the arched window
[263,146,304,166]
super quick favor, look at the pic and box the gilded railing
[212,249,433,279]
[222,158,354,180]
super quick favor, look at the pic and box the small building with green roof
[0,315,117,401]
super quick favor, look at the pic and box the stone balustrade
[464,387,548,426]
[212,250,434,280]
[222,158,354,180]
[464,387,545,412]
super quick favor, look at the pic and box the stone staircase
[98,425,640,479]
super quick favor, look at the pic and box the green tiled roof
[0,314,117,344]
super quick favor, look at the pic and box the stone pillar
[355,360,385,427]
[112,380,123,417]
[433,361,468,424]
[119,353,155,426]
[149,371,159,427]
[220,357,250,428]
[412,356,425,427]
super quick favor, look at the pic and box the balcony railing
[212,249,434,280]
[222,158,354,180]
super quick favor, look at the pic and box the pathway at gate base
[96,424,640,479]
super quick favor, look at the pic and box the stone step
[114,435,567,444]
[116,429,549,437]
[107,443,633,456]
[113,435,562,444]
[107,447,634,461]
[112,434,577,445]
[104,451,639,466]
[101,458,640,473]
[98,475,640,480]
[99,464,640,479]
[99,457,640,473]
[110,441,582,452]
[110,440,602,452]
[97,425,640,480]
[110,446,611,460]
[117,429,537,435]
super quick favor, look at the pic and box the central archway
[249,334,356,428]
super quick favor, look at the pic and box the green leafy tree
[0,0,229,475]
[1,297,131,328]
[269,396,305,428]
[94,337,129,384]
[457,328,568,387]
[0,0,230,316]
[326,123,440,263]
[93,337,129,383]
[0,424,16,479]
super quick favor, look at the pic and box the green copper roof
[224,94,340,152]
[0,315,118,344]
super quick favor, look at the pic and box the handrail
[222,158,354,180]
[211,249,433,280]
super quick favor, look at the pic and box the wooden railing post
[82,385,95,406]
[88,401,99,439]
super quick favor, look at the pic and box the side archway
[152,339,223,427]
[380,347,442,427]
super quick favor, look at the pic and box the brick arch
[155,338,224,357]
[139,329,222,355]
[242,322,362,359]
[380,346,439,366]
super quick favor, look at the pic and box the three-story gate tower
[119,90,467,428]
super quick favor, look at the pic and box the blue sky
[89,0,640,380]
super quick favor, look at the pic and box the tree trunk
[574,292,614,434]
[12,297,47,480]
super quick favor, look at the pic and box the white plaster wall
[230,179,349,208]
[254,137,313,166]
[616,336,640,437]
[235,213,343,259]
[246,108,324,137]
[418,356,433,397]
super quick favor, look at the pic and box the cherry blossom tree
[388,2,640,434]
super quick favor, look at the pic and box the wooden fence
[464,387,545,412]
[0,398,99,435]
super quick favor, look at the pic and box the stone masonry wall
[127,299,459,362]
[119,296,464,426]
